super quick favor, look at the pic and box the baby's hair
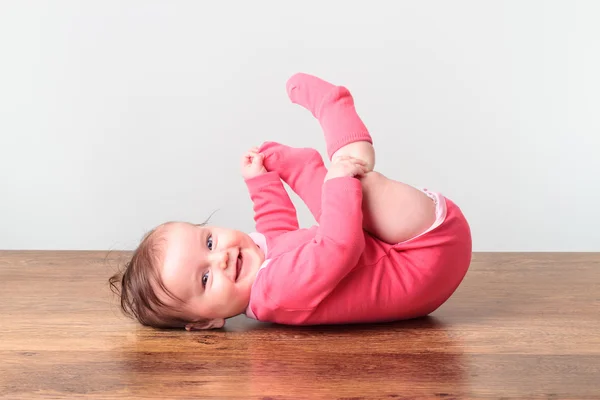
[109,221,210,329]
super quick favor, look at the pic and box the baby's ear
[185,318,225,331]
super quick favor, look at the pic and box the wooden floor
[0,252,598,400]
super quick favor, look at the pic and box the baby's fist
[241,147,267,180]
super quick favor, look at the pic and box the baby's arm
[253,159,368,318]
[242,148,299,242]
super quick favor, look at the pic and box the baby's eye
[202,271,209,288]
[207,235,213,251]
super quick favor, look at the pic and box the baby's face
[157,222,265,324]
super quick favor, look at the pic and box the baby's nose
[211,250,229,270]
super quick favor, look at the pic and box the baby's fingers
[356,164,369,177]
[351,162,368,176]
[241,151,256,166]
[344,159,368,176]
[252,153,264,164]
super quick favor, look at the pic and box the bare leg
[360,170,436,244]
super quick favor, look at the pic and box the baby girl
[109,73,472,330]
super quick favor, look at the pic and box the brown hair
[109,223,195,329]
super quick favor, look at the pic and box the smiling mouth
[235,253,242,282]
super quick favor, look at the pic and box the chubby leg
[360,171,436,244]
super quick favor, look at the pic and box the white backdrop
[1,1,598,251]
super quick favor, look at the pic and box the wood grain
[0,251,599,399]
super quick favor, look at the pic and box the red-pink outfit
[244,169,472,325]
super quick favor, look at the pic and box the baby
[109,73,472,330]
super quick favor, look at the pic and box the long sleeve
[250,176,365,319]
[279,153,326,224]
[245,171,299,244]
[259,142,327,223]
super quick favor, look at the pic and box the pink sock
[259,141,326,222]
[286,73,373,160]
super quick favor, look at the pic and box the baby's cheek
[239,282,253,304]
[214,280,237,304]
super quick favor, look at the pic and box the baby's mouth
[235,254,242,282]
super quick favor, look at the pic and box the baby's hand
[324,156,368,182]
[241,147,267,180]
